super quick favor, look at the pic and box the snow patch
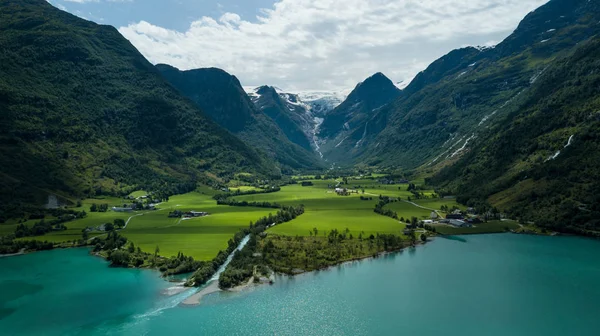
[540,39,550,43]
[457,71,468,78]
[546,29,556,32]
[469,62,477,67]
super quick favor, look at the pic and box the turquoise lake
[1,234,600,335]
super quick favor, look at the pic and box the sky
[48,0,548,91]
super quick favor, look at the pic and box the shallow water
[1,234,600,335]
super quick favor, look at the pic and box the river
[1,234,599,335]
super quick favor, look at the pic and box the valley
[1,0,600,334]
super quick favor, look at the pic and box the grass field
[384,201,433,220]
[5,177,485,260]
[122,192,273,260]
[14,190,273,260]
[128,190,148,198]
[232,182,406,237]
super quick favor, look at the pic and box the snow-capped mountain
[244,86,347,159]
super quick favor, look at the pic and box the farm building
[112,207,133,212]
[449,219,472,228]
[184,211,208,218]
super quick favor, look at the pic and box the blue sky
[49,0,276,30]
[47,0,549,91]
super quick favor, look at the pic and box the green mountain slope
[343,0,600,170]
[156,65,323,171]
[0,0,276,213]
[430,35,600,234]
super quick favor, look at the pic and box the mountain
[333,0,600,170]
[0,0,276,213]
[431,33,600,235]
[316,72,401,162]
[245,86,314,151]
[340,0,599,233]
[156,65,323,171]
[245,86,345,159]
[319,72,401,140]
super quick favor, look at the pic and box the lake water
[1,234,600,335]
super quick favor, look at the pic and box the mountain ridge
[156,64,324,171]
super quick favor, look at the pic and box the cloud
[119,0,547,91]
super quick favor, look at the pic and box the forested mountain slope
[156,65,323,171]
[327,0,600,169]
[430,35,600,234]
[0,0,276,215]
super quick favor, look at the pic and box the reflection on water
[438,235,468,243]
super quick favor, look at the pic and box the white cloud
[119,0,547,91]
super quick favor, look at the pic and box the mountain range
[155,65,323,172]
[1,0,600,233]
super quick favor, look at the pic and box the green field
[7,178,478,260]
[384,201,433,220]
[128,190,149,198]
[232,182,406,237]
[15,190,273,260]
[122,192,273,260]
[412,198,465,211]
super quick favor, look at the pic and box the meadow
[231,178,456,237]
[3,177,481,260]
[11,190,273,260]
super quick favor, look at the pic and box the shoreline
[181,280,221,306]
[0,248,25,258]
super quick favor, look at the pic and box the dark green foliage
[108,250,131,267]
[259,232,406,275]
[0,234,53,254]
[0,0,276,215]
[374,196,399,220]
[113,218,125,228]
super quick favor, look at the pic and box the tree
[114,218,126,228]
[81,229,89,241]
[109,250,131,266]
[128,242,135,253]
[420,234,427,242]
[104,222,114,231]
[90,203,98,212]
